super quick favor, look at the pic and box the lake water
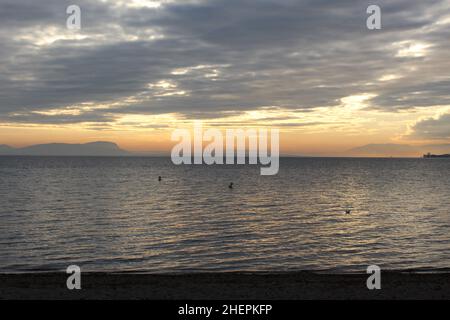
[1,156,449,273]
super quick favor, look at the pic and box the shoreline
[1,271,450,300]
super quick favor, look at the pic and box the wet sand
[1,272,449,300]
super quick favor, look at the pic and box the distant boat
[423,153,450,158]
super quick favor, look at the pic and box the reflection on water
[0,156,449,273]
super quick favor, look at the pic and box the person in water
[229,182,234,189]
[158,176,162,182]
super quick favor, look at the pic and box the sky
[0,0,449,156]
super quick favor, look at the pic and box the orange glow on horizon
[1,104,450,156]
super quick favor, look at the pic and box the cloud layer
[1,0,450,127]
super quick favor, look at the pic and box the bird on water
[158,176,162,182]
[228,182,234,189]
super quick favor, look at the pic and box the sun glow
[340,94,376,111]
[394,41,432,58]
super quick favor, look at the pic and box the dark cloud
[409,113,450,140]
[0,0,449,124]
[371,79,450,110]
[0,111,116,124]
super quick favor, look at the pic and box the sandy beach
[1,272,449,300]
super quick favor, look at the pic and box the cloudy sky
[0,0,449,155]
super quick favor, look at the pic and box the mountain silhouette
[0,141,130,156]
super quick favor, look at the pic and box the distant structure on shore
[423,153,450,158]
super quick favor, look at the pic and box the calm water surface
[0,157,449,273]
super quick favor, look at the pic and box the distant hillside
[348,143,450,157]
[0,142,130,156]
[0,145,14,153]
